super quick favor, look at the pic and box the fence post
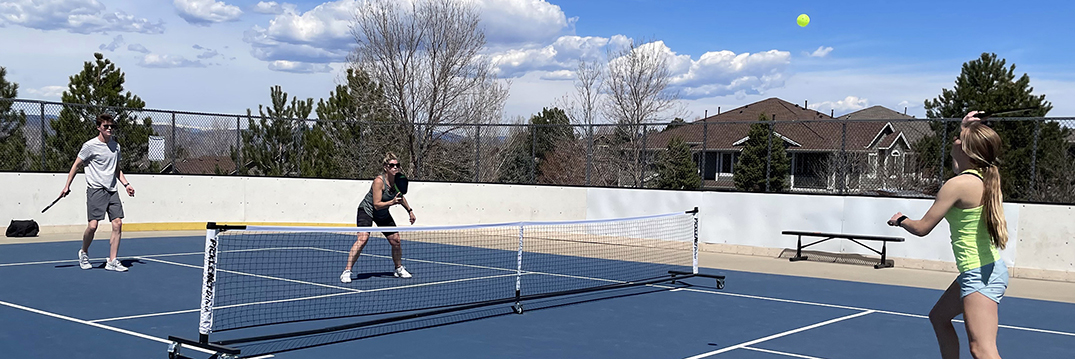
[236,116,242,174]
[586,124,593,186]
[1030,119,1041,199]
[40,101,46,170]
[357,122,365,178]
[530,123,536,184]
[840,121,847,193]
[171,112,176,173]
[766,115,774,192]
[701,120,708,188]
[640,124,648,188]
[415,123,422,180]
[938,119,949,185]
[474,124,481,183]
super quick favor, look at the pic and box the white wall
[1,173,1068,273]
[0,173,586,227]
[584,189,1024,268]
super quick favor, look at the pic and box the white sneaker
[78,250,92,270]
[394,266,412,279]
[340,270,352,283]
[104,258,128,272]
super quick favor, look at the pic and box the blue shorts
[958,259,1008,303]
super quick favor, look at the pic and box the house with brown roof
[160,155,237,175]
[647,98,929,193]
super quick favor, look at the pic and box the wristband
[896,215,908,226]
[406,208,413,213]
[122,182,130,187]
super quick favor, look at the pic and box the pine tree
[917,52,1068,201]
[0,67,28,171]
[662,118,686,132]
[499,107,574,183]
[45,53,155,172]
[240,86,312,177]
[304,68,393,179]
[734,113,790,192]
[655,136,700,190]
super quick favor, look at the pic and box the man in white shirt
[61,114,136,272]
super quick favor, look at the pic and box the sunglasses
[101,124,116,129]
[386,163,400,168]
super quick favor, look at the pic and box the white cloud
[490,35,613,78]
[198,49,220,59]
[174,0,243,26]
[472,0,573,46]
[539,70,574,81]
[808,95,870,113]
[267,60,332,73]
[243,0,357,63]
[252,1,293,15]
[99,34,124,51]
[192,44,222,59]
[139,54,206,68]
[128,43,150,53]
[0,0,164,34]
[490,36,791,100]
[242,0,571,66]
[26,86,66,98]
[807,46,833,58]
[650,42,792,99]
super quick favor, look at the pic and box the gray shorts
[87,187,124,222]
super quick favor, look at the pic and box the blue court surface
[1,233,1073,358]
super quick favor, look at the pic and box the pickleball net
[168,208,723,358]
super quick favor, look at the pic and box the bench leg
[790,235,809,262]
[874,242,894,269]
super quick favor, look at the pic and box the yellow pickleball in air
[797,14,810,27]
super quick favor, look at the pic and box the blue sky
[1,0,1072,122]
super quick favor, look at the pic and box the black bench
[782,231,905,269]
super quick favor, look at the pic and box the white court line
[16,249,1075,340]
[313,247,637,286]
[743,346,825,359]
[90,308,201,323]
[90,258,523,323]
[0,247,309,268]
[139,257,366,294]
[679,287,1075,338]
[0,299,217,355]
[684,310,876,359]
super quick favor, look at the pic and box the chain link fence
[2,99,1073,204]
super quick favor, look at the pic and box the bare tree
[603,39,680,130]
[349,0,508,179]
[600,39,681,187]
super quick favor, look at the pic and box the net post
[199,223,221,343]
[513,225,524,314]
[688,207,699,274]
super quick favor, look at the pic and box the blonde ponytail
[981,165,1008,249]
[962,123,1007,249]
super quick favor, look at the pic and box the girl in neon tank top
[888,111,1009,359]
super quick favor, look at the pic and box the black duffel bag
[6,219,40,237]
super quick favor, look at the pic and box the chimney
[831,109,834,117]
[805,100,808,109]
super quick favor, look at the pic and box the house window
[903,153,917,174]
[890,150,903,176]
[868,153,878,177]
[720,153,734,173]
